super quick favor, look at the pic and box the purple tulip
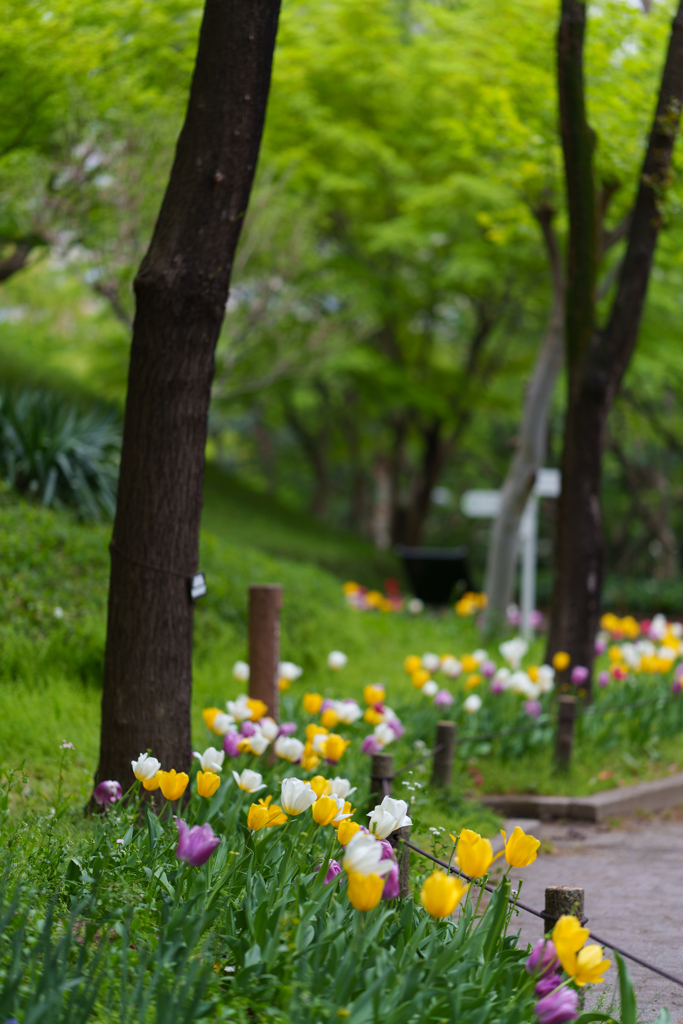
[320,699,334,713]
[362,735,382,756]
[240,720,257,737]
[382,859,400,899]
[387,718,405,739]
[324,859,343,884]
[533,986,579,1024]
[673,679,683,694]
[176,820,220,867]
[507,605,521,626]
[490,678,506,695]
[93,780,122,806]
[526,939,560,978]
[571,665,589,685]
[278,721,298,737]
[434,688,454,707]
[598,670,610,688]
[535,974,564,999]
[529,610,544,630]
[523,700,542,719]
[675,664,683,683]
[594,636,607,655]
[481,660,496,678]
[223,732,241,758]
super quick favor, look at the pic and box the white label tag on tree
[190,572,207,600]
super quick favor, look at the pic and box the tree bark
[547,0,683,696]
[95,0,281,793]
[482,206,564,634]
[0,240,35,282]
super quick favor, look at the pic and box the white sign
[460,470,561,639]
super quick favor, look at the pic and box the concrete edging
[480,772,683,822]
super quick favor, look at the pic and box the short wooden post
[248,584,282,721]
[369,753,393,807]
[432,721,456,788]
[388,825,411,898]
[555,695,577,770]
[542,886,585,934]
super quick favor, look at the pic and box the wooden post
[542,885,584,934]
[369,753,393,807]
[432,721,456,788]
[555,695,577,770]
[388,825,411,898]
[248,584,282,721]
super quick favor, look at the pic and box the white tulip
[367,796,412,840]
[499,637,529,670]
[333,699,363,724]
[421,652,440,672]
[212,712,236,735]
[232,660,250,682]
[280,777,316,815]
[492,667,511,688]
[278,660,303,681]
[342,831,392,877]
[232,768,266,793]
[259,717,279,741]
[671,622,683,638]
[328,776,356,799]
[243,731,270,755]
[422,680,438,697]
[329,794,353,824]
[193,746,225,772]
[407,597,424,614]
[472,648,489,665]
[327,651,348,670]
[636,639,655,656]
[536,665,555,694]
[226,695,254,722]
[510,671,538,699]
[650,613,668,641]
[373,722,395,746]
[658,645,677,662]
[312,732,328,755]
[463,694,482,714]
[131,752,161,781]
[441,655,462,678]
[274,735,305,762]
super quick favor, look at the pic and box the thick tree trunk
[0,240,34,282]
[483,207,564,634]
[547,0,683,697]
[95,0,281,792]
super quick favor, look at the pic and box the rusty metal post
[555,695,577,770]
[248,584,282,721]
[542,885,585,934]
[431,721,456,788]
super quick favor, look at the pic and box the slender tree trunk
[401,420,445,546]
[95,0,281,793]
[547,0,683,697]
[0,240,35,282]
[483,206,564,634]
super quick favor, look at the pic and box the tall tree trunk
[401,419,445,546]
[547,0,683,697]
[483,206,564,635]
[95,0,281,793]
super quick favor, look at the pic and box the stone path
[488,813,683,1023]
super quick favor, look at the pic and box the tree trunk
[0,240,35,282]
[401,420,445,546]
[482,206,564,634]
[547,0,683,697]
[95,0,281,793]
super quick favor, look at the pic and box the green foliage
[0,389,120,519]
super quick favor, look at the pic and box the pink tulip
[176,820,220,867]
[240,720,257,737]
[278,722,298,737]
[362,735,382,756]
[93,781,122,805]
[524,700,542,719]
[223,732,240,758]
[598,670,610,688]
[434,689,454,707]
[570,665,589,685]
[481,660,496,678]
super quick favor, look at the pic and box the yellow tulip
[573,945,611,986]
[347,872,384,911]
[366,590,383,608]
[461,654,478,674]
[607,645,622,663]
[552,651,571,671]
[404,655,421,675]
[158,769,189,801]
[310,775,332,798]
[303,692,323,715]
[322,734,350,763]
[500,826,540,867]
[247,698,268,721]
[343,580,359,595]
[202,707,221,732]
[527,665,539,682]
[364,684,386,706]
[420,870,468,918]
[321,708,340,729]
[278,677,291,692]
[196,770,221,798]
[247,803,270,831]
[465,673,481,690]
[337,819,361,845]
[454,829,494,877]
[364,707,384,726]
[306,723,328,742]
[143,771,161,792]
[411,668,430,689]
[312,796,339,826]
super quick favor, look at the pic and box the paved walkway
[489,813,683,1022]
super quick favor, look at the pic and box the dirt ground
[488,812,683,1023]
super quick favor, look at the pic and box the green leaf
[616,951,637,1024]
